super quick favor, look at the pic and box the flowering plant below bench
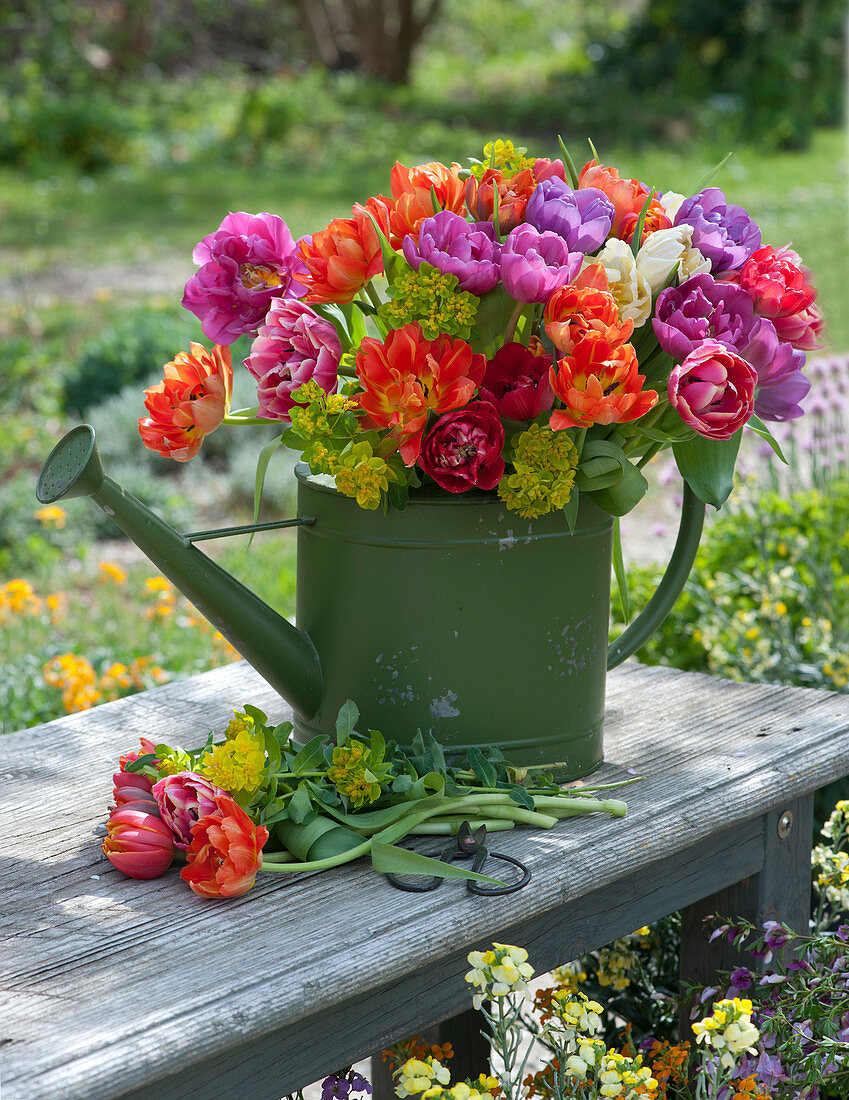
[138,138,821,523]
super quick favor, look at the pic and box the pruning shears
[385,821,531,896]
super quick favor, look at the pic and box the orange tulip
[544,283,634,356]
[355,323,486,464]
[465,168,535,233]
[299,196,392,304]
[388,161,466,247]
[549,332,657,429]
[180,794,269,899]
[579,160,656,240]
[138,343,232,462]
[620,199,673,247]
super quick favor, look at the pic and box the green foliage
[62,305,199,414]
[613,482,849,692]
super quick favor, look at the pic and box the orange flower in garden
[355,322,486,464]
[388,161,466,246]
[180,794,269,899]
[579,159,661,240]
[549,332,657,429]
[465,168,536,233]
[298,196,392,304]
[544,283,634,356]
[138,342,232,462]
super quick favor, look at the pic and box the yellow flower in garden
[396,1057,451,1098]
[225,709,256,740]
[692,998,759,1070]
[596,1050,658,1098]
[199,728,266,797]
[145,575,172,593]
[3,579,42,615]
[99,561,127,585]
[34,505,66,528]
[46,592,67,624]
[552,989,604,1038]
[552,963,587,992]
[465,944,534,1010]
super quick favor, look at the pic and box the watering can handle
[607,482,705,670]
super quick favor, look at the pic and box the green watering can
[37,426,704,777]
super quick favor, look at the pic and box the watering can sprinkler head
[35,425,324,720]
[37,425,105,504]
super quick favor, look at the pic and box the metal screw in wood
[777,810,793,838]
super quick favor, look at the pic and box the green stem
[262,837,373,873]
[503,300,525,344]
[636,441,664,469]
[363,280,383,311]
[410,818,516,834]
[223,413,278,426]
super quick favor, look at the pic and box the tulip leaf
[689,152,733,195]
[336,699,359,745]
[508,785,536,811]
[252,436,284,534]
[370,840,506,885]
[563,489,580,534]
[557,135,580,188]
[363,210,402,281]
[467,747,497,789]
[673,429,742,508]
[586,457,648,517]
[587,137,601,165]
[292,736,327,775]
[612,517,631,624]
[307,825,367,861]
[746,414,789,464]
[287,782,314,825]
[276,815,343,861]
[630,189,657,258]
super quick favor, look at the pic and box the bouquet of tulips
[139,138,821,522]
[102,701,632,899]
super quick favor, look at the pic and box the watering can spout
[36,426,323,719]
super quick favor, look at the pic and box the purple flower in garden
[730,966,753,991]
[403,211,501,295]
[763,921,790,952]
[525,180,614,254]
[151,772,223,850]
[674,187,761,273]
[244,298,341,423]
[321,1072,372,1100]
[182,212,308,344]
[499,224,583,303]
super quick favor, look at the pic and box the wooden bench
[2,660,848,1099]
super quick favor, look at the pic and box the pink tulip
[668,339,756,441]
[152,772,223,851]
[102,806,175,879]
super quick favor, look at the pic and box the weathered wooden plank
[1,662,848,1099]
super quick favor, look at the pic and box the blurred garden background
[1,0,848,734]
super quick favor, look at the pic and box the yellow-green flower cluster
[199,727,266,797]
[289,381,358,442]
[692,998,759,1070]
[498,424,578,519]
[469,139,536,179]
[465,943,534,1011]
[395,1057,451,1098]
[380,263,478,341]
[596,1051,658,1098]
[333,441,392,511]
[327,738,384,807]
[596,939,640,991]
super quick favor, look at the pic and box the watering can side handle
[606,482,705,670]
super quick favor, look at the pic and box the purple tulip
[152,772,223,850]
[182,212,308,344]
[525,180,614,254]
[674,187,761,273]
[244,298,341,423]
[654,273,770,367]
[403,211,501,295]
[754,340,810,422]
[499,224,583,303]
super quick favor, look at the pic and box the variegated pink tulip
[152,772,224,850]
